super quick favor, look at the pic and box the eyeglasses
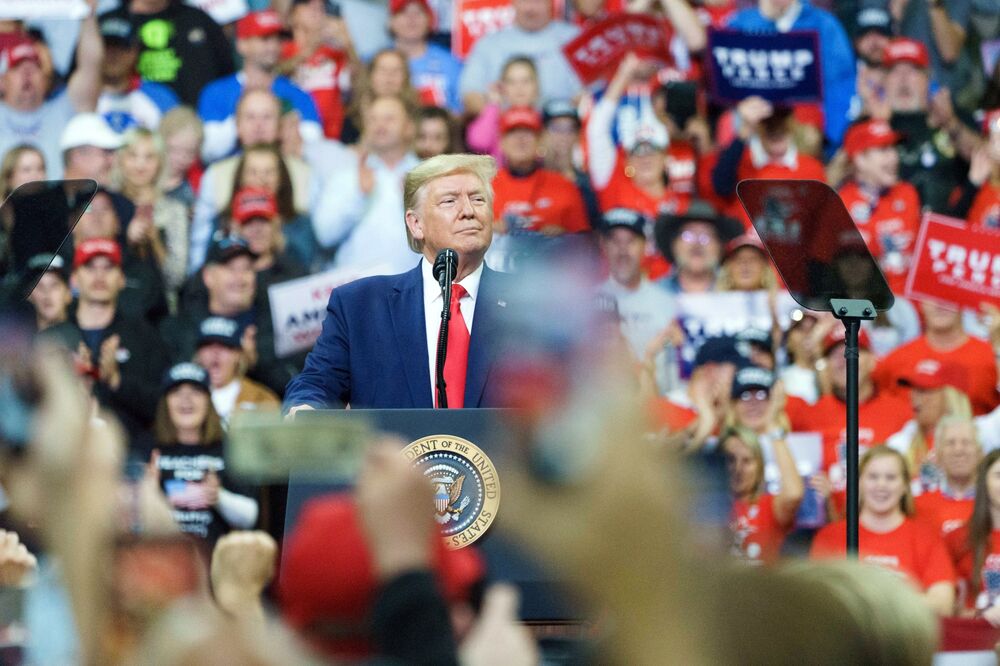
[680,230,716,245]
[738,390,769,402]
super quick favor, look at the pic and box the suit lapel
[465,266,502,407]
[388,264,433,408]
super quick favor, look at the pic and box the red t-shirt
[838,181,921,295]
[946,526,1000,610]
[282,42,351,140]
[811,518,955,590]
[968,182,1000,230]
[701,147,827,227]
[665,141,698,198]
[730,493,789,565]
[915,490,975,538]
[597,151,689,279]
[648,397,697,432]
[873,336,1000,416]
[493,167,590,235]
[787,391,913,514]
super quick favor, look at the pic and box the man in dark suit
[284,154,506,412]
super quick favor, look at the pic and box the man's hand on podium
[285,404,315,420]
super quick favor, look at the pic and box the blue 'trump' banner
[707,29,822,104]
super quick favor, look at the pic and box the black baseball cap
[736,328,773,353]
[99,16,137,46]
[161,362,211,395]
[542,100,580,127]
[693,336,750,369]
[197,316,242,349]
[731,366,775,399]
[24,252,69,285]
[856,7,892,38]
[206,237,254,265]
[601,208,648,237]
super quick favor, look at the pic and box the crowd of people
[2,0,1000,660]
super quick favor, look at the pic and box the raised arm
[67,0,103,112]
[770,435,805,527]
[586,54,644,190]
[659,0,706,52]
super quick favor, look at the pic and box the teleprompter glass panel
[736,179,894,312]
[2,179,98,302]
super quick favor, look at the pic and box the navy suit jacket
[283,262,507,409]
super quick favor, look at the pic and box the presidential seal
[402,435,501,549]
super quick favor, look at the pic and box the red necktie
[439,284,470,408]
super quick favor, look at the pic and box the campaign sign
[675,290,798,379]
[452,0,516,59]
[562,14,674,85]
[904,213,1000,311]
[452,0,565,59]
[268,264,388,358]
[0,0,88,19]
[707,29,822,104]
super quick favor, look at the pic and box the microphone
[433,248,458,288]
[433,248,458,408]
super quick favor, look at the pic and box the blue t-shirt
[727,1,856,148]
[407,42,464,113]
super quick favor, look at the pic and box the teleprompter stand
[829,298,877,555]
[737,180,895,557]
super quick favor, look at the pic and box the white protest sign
[675,290,799,378]
[268,264,389,358]
[0,0,89,19]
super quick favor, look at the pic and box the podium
[282,408,579,621]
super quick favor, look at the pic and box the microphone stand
[434,250,457,408]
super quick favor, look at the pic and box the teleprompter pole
[830,299,876,557]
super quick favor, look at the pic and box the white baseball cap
[60,113,124,151]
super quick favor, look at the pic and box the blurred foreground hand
[211,530,278,622]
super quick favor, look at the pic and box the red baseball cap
[723,233,767,260]
[882,38,929,69]
[389,0,433,16]
[236,10,284,40]
[73,238,122,270]
[822,327,872,356]
[7,41,41,68]
[500,107,542,135]
[843,119,903,158]
[898,359,966,392]
[232,187,278,224]
[983,108,1000,136]
[279,494,485,658]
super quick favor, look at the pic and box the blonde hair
[113,127,166,195]
[904,386,972,475]
[860,446,915,516]
[0,144,45,201]
[158,105,204,145]
[778,560,937,665]
[720,425,767,500]
[403,153,497,252]
[716,255,778,292]
[934,414,979,449]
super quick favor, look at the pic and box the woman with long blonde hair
[113,128,190,305]
[722,420,803,565]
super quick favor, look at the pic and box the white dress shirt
[421,257,483,404]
